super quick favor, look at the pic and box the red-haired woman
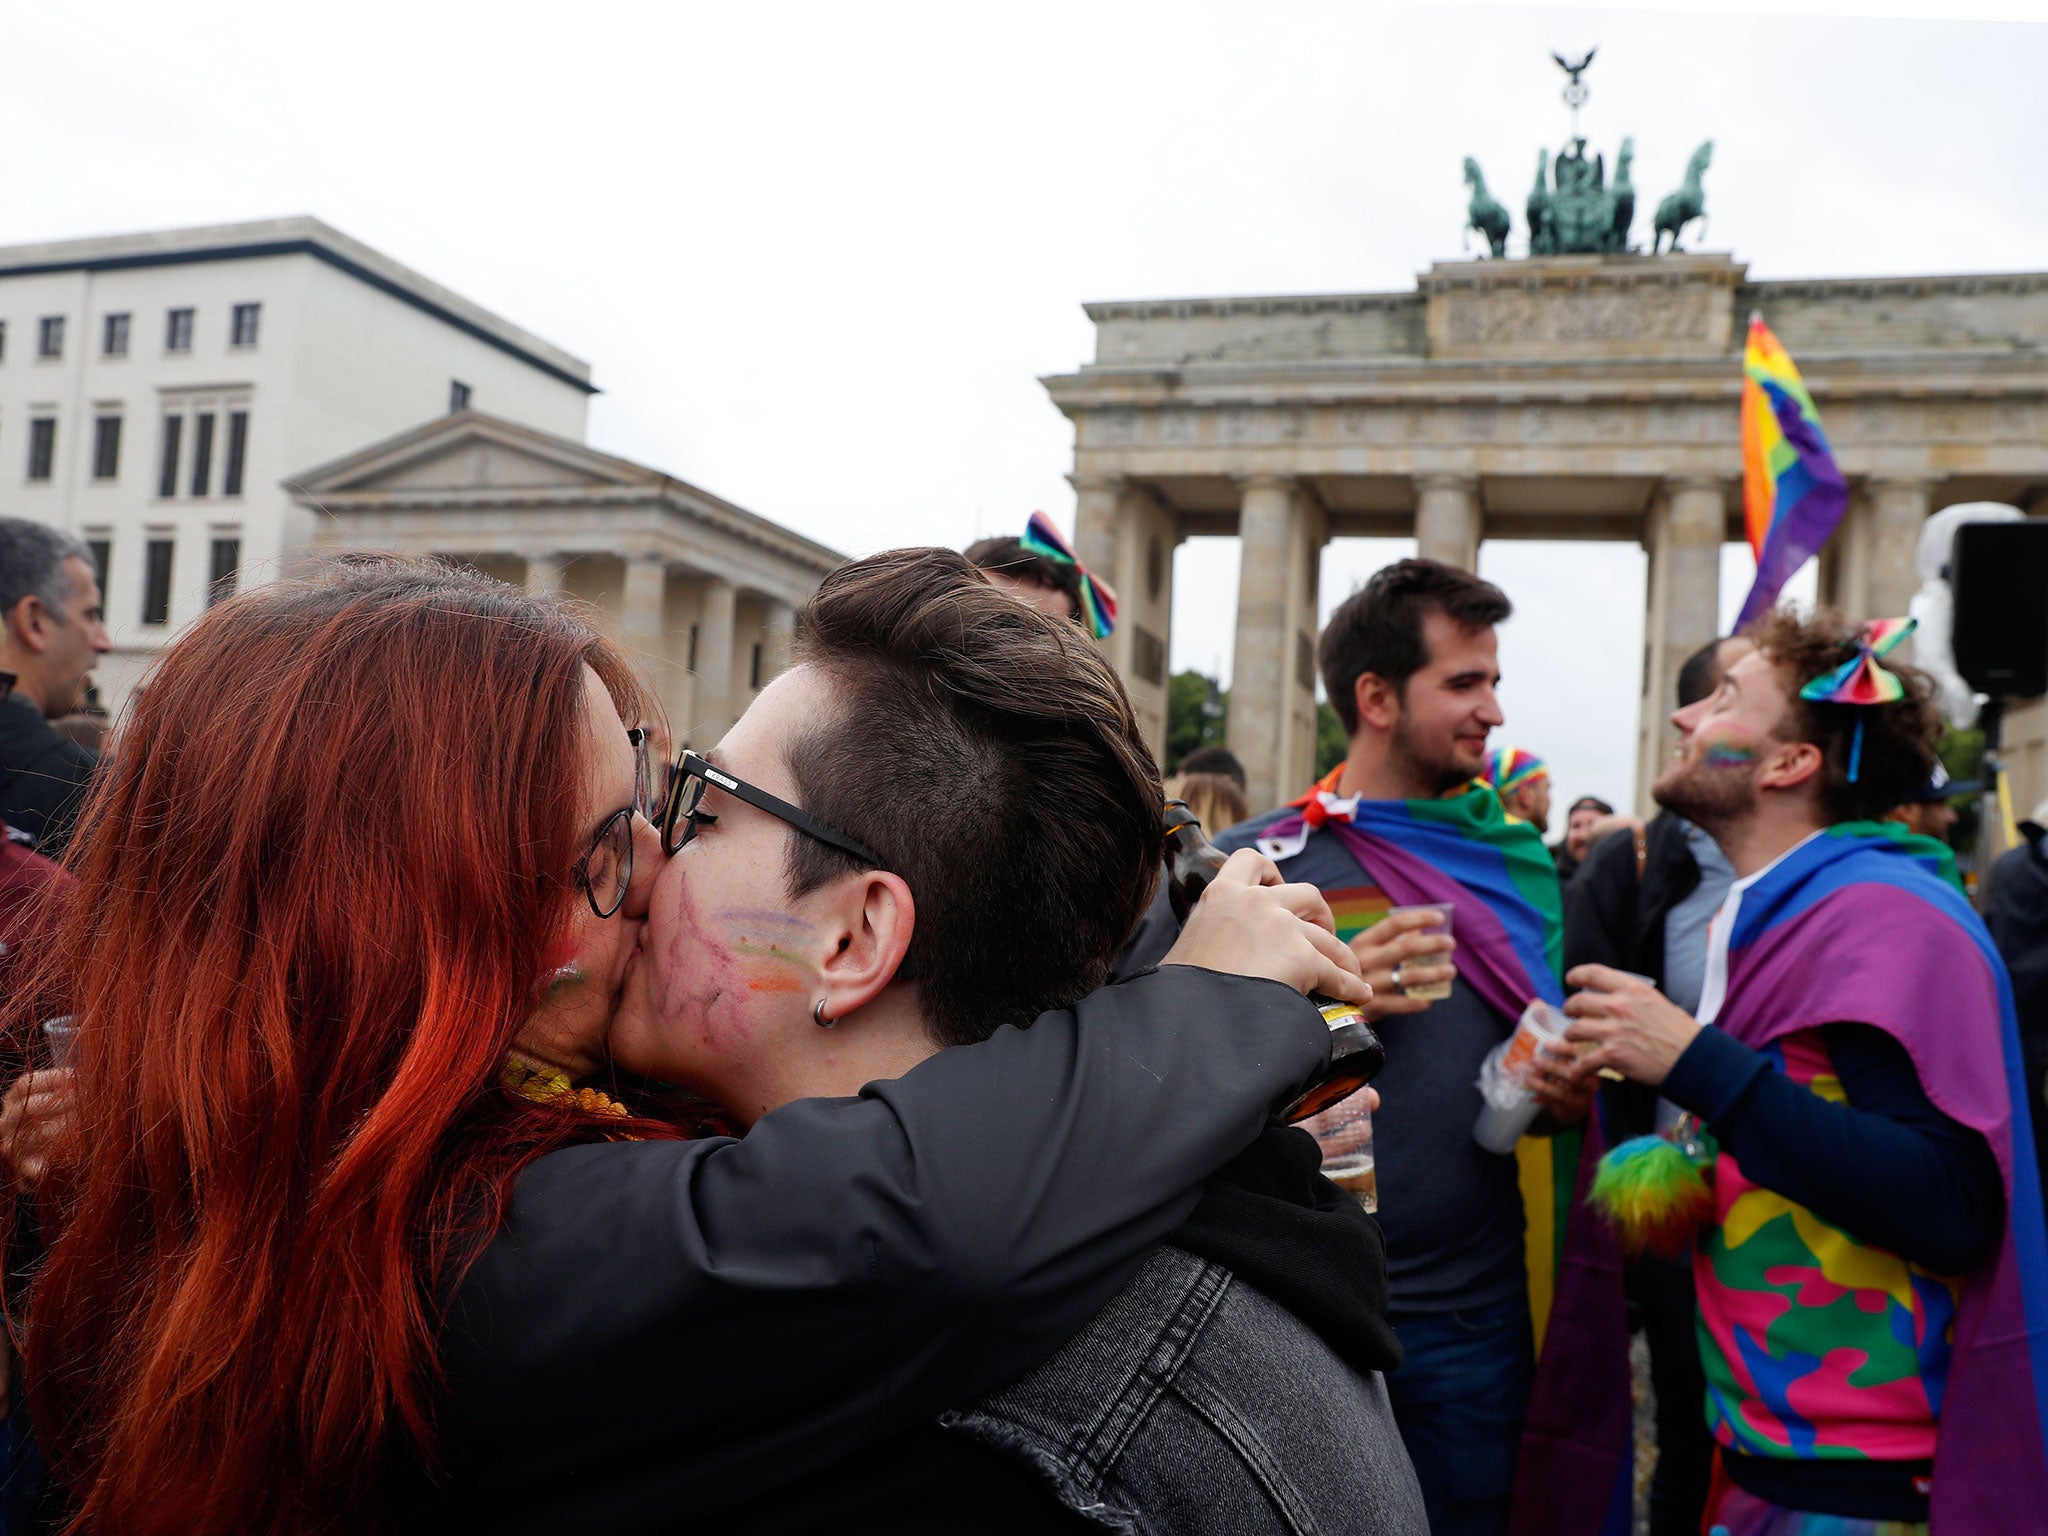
[1,559,1357,1536]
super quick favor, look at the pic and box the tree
[1165,671,1228,771]
[1315,701,1348,779]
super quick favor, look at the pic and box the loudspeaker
[1950,520,2048,699]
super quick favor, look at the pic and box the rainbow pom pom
[1589,1130,1718,1257]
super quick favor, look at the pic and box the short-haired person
[1553,795,1615,881]
[595,549,1424,1534]
[1562,632,1749,1536]
[1217,558,1595,1536]
[1179,744,1249,790]
[0,558,1362,1536]
[1885,761,1974,845]
[1564,610,2046,1532]
[965,530,1084,624]
[0,519,111,855]
[1480,746,1551,832]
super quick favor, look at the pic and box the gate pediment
[1421,254,1745,361]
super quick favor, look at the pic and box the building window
[103,313,130,357]
[749,642,763,690]
[190,412,215,497]
[0,320,8,361]
[230,303,260,348]
[223,410,249,497]
[687,623,699,671]
[208,536,241,605]
[85,537,111,591]
[91,416,121,480]
[26,418,56,481]
[142,537,174,625]
[37,317,64,359]
[449,379,471,413]
[158,415,183,498]
[165,308,194,353]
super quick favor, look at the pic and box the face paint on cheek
[1700,730,1761,770]
[655,884,763,1049]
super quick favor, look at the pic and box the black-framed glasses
[570,728,658,921]
[657,749,882,865]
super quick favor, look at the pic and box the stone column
[1106,489,1179,763]
[1069,475,1122,595]
[1637,479,1725,815]
[620,554,666,650]
[1867,478,1932,623]
[761,599,797,684]
[1818,488,1874,620]
[1414,474,1481,571]
[1279,494,1329,799]
[692,579,738,744]
[1229,476,1305,813]
[525,551,564,594]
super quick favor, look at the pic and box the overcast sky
[6,0,2042,813]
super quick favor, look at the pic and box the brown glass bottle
[1161,798,1385,1121]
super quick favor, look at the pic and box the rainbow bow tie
[1021,512,1118,640]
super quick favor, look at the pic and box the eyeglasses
[571,728,658,921]
[655,749,881,865]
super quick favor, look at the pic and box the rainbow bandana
[1020,511,1118,640]
[1691,824,2048,1529]
[1482,746,1549,803]
[1256,769,1633,1536]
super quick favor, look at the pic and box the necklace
[501,1055,630,1119]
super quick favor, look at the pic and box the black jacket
[420,967,1332,1533]
[1986,821,2048,1201]
[0,695,98,857]
[1563,812,1703,1141]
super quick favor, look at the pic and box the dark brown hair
[786,548,1162,1049]
[1319,559,1512,733]
[1747,607,1942,825]
[963,535,1083,620]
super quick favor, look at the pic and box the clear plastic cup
[42,1015,76,1068]
[1473,1000,1571,1154]
[1389,902,1455,1000]
[1303,1090,1376,1213]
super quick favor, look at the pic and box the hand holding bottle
[1162,847,1371,1007]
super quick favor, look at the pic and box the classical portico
[289,411,841,745]
[1044,255,2048,813]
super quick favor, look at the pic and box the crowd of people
[0,508,2042,1536]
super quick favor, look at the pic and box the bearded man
[1563,609,2048,1533]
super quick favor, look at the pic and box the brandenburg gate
[1044,253,2048,813]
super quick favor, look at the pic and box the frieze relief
[1430,283,1731,360]
[1077,392,2038,455]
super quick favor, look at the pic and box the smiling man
[1564,610,2046,1533]
[608,547,1425,1534]
[1216,558,1592,1536]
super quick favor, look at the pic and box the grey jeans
[942,1245,1428,1536]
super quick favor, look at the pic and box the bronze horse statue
[1654,140,1713,253]
[1463,157,1510,259]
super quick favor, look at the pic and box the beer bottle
[1162,798,1385,1121]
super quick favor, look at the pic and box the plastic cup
[1302,1091,1377,1213]
[1473,1000,1571,1154]
[1389,903,1455,1000]
[42,1015,76,1068]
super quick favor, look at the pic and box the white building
[0,216,595,705]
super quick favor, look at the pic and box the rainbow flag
[1693,823,2048,1528]
[1736,315,1849,630]
[1243,775,1634,1535]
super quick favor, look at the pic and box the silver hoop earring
[813,1000,835,1029]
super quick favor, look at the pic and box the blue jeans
[1385,1294,1534,1536]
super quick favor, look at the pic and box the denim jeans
[1384,1294,1534,1536]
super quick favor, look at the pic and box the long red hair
[4,558,675,1534]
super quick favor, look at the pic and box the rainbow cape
[1250,775,1633,1536]
[1689,822,2048,1530]
[1736,315,1850,630]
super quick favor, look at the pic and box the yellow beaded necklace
[501,1055,630,1119]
